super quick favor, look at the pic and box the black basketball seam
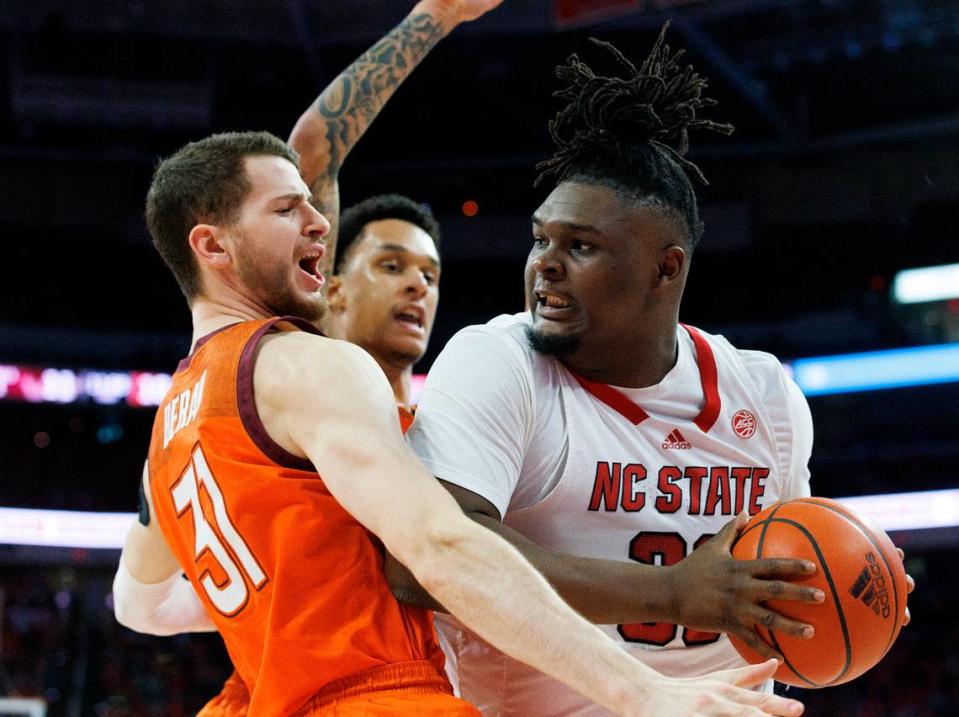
[791,498,903,654]
[751,504,823,685]
[770,516,853,686]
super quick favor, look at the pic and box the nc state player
[111,126,807,717]
[399,27,834,715]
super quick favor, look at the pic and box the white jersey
[408,313,813,716]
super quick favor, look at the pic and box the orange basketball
[729,497,908,688]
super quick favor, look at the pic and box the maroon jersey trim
[176,323,242,372]
[237,316,323,473]
[569,324,722,433]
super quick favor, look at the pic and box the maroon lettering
[704,466,730,515]
[620,463,646,512]
[684,466,707,515]
[588,462,621,512]
[748,467,769,514]
[619,532,685,646]
[731,467,751,514]
[655,466,683,513]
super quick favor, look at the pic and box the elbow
[113,599,164,636]
[113,599,153,635]
[111,573,173,637]
[385,554,446,612]
[402,517,474,600]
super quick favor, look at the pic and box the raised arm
[257,332,804,717]
[288,0,504,274]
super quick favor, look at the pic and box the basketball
[729,497,909,688]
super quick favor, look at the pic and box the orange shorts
[294,660,478,717]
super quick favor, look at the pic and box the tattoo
[314,12,445,180]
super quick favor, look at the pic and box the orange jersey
[198,401,426,717]
[148,318,448,716]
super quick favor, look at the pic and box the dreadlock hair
[535,23,733,247]
[335,193,441,274]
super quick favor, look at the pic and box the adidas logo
[662,429,692,450]
[848,552,891,618]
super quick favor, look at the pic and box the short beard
[258,281,327,323]
[525,324,581,359]
[235,247,327,322]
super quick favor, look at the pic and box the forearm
[289,0,460,270]
[389,510,680,624]
[113,558,215,636]
[474,513,681,624]
[407,516,659,713]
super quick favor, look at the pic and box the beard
[525,323,581,359]
[236,251,327,322]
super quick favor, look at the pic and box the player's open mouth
[533,289,574,318]
[297,253,325,289]
[394,305,425,332]
[535,291,571,309]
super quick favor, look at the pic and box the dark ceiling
[0,0,957,368]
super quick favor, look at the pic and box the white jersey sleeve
[736,347,813,500]
[782,374,813,498]
[407,323,535,518]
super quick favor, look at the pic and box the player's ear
[656,245,686,286]
[326,275,346,314]
[189,224,231,271]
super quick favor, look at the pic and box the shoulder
[440,313,540,372]
[690,326,792,400]
[255,331,384,401]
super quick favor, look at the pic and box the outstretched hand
[640,659,805,717]
[669,512,824,661]
[421,0,507,26]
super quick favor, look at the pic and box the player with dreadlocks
[396,25,822,714]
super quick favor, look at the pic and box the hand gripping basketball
[667,510,823,663]
[729,497,911,687]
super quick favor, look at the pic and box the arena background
[0,1,957,715]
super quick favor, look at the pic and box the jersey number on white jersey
[618,531,722,647]
[171,443,268,615]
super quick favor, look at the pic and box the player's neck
[375,357,414,408]
[564,325,679,389]
[190,296,270,350]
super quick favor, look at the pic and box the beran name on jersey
[162,371,207,449]
[587,462,769,516]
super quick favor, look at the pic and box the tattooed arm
[288,0,504,277]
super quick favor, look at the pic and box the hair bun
[537,22,734,186]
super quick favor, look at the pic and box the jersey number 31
[171,443,268,615]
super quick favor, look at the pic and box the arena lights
[0,364,172,407]
[0,507,137,549]
[1,489,955,549]
[892,262,959,304]
[2,341,958,408]
[790,343,959,396]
